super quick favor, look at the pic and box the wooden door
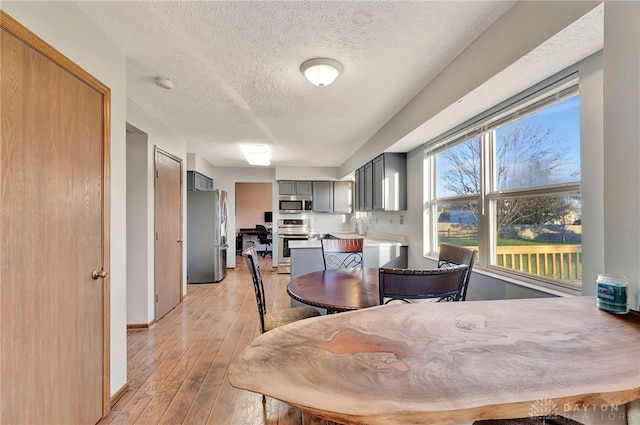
[154,148,183,320]
[0,12,110,424]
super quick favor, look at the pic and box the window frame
[425,75,581,293]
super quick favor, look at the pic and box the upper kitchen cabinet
[333,181,353,213]
[364,162,373,210]
[312,182,332,212]
[373,153,406,211]
[312,181,353,213]
[355,153,407,211]
[354,167,363,211]
[187,171,213,191]
[279,180,312,196]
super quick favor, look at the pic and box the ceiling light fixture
[241,144,271,166]
[155,77,174,90]
[300,58,343,87]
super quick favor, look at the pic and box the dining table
[228,296,640,425]
[286,267,380,312]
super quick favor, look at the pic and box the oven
[277,218,310,274]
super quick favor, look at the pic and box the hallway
[99,256,338,425]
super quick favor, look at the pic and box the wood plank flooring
[99,255,341,425]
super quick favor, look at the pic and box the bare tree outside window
[433,93,581,283]
[437,98,580,234]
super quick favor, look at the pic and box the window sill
[472,267,579,298]
[425,255,580,298]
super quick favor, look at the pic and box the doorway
[236,182,273,256]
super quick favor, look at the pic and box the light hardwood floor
[99,255,339,425]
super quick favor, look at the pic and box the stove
[277,219,310,274]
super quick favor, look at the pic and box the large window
[427,80,581,290]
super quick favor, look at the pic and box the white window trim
[424,72,582,294]
[425,252,580,298]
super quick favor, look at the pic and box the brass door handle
[177,239,183,243]
[91,269,108,280]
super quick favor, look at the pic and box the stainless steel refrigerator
[187,189,228,283]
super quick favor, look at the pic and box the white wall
[126,132,151,325]
[1,1,129,396]
[333,1,612,303]
[127,100,188,321]
[602,1,640,311]
[276,166,346,181]
[339,1,601,179]
[400,53,604,301]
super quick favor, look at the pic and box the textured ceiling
[74,1,517,167]
[391,3,604,153]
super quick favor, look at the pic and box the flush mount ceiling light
[241,144,271,166]
[155,76,174,90]
[300,58,343,87]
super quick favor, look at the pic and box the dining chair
[255,224,272,257]
[438,243,476,301]
[378,265,469,305]
[243,247,320,333]
[321,238,364,270]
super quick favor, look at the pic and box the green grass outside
[439,236,581,247]
[439,236,582,280]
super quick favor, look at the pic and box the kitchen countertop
[289,232,408,248]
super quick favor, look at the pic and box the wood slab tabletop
[228,297,640,425]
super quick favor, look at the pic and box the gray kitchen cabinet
[279,180,312,196]
[295,181,312,195]
[290,246,326,279]
[364,162,373,210]
[355,153,406,211]
[187,171,213,191]
[279,181,295,195]
[290,244,407,279]
[312,181,332,212]
[373,153,406,211]
[372,155,384,210]
[333,181,353,213]
[312,181,353,213]
[354,167,362,211]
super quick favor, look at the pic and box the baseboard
[110,383,129,408]
[127,320,156,330]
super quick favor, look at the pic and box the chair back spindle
[321,238,364,270]
[438,243,476,301]
[243,247,268,333]
[243,247,320,334]
[379,265,469,305]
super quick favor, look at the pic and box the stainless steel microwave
[279,196,312,213]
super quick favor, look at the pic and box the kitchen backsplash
[279,210,408,237]
[362,211,406,236]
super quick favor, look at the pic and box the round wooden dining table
[287,268,380,312]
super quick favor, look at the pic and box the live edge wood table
[228,297,640,425]
[286,268,380,312]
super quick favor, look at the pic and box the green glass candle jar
[596,274,629,314]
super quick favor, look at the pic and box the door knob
[91,269,108,280]
[177,239,183,243]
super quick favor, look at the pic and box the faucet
[350,216,358,232]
